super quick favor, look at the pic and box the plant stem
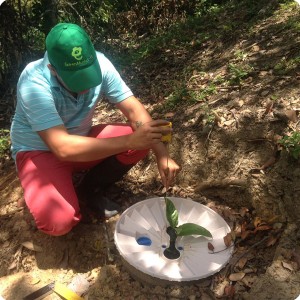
[164,226,180,259]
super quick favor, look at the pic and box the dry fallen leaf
[229,272,245,281]
[164,112,175,119]
[245,76,253,83]
[264,100,274,115]
[244,268,257,274]
[234,224,242,238]
[17,197,25,208]
[230,231,236,242]
[224,284,235,298]
[3,241,10,248]
[21,241,43,252]
[222,208,234,220]
[266,235,279,247]
[239,207,249,217]
[238,100,245,107]
[218,116,226,127]
[273,110,294,122]
[292,248,300,270]
[231,99,245,107]
[213,280,229,298]
[253,45,260,52]
[261,90,270,97]
[261,156,276,170]
[272,222,283,230]
[285,110,298,123]
[223,232,233,247]
[238,257,248,269]
[282,261,294,272]
[253,225,272,233]
[224,119,235,126]
[8,261,17,270]
[253,217,263,228]
[212,110,222,123]
[241,230,251,240]
[242,275,257,287]
[30,277,41,285]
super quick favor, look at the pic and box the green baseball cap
[46,23,102,93]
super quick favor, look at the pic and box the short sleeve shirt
[10,52,133,160]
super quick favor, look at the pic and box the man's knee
[34,209,81,236]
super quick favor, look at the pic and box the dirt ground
[1,3,300,300]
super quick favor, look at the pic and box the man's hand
[128,120,172,150]
[156,154,180,190]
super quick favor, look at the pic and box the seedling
[164,197,212,259]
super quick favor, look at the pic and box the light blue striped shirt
[10,52,133,160]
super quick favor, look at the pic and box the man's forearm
[49,134,134,162]
[38,124,136,162]
[116,96,153,129]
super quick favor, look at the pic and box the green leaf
[165,197,178,228]
[175,223,212,238]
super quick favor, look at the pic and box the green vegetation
[279,132,300,160]
[0,130,11,157]
[228,63,252,85]
[194,83,218,102]
[274,57,300,75]
[163,81,218,110]
[202,104,216,126]
[234,50,249,61]
[164,86,190,110]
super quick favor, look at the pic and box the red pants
[16,124,149,236]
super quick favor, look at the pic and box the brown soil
[1,3,300,300]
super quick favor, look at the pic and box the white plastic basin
[114,197,233,282]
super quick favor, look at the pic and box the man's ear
[47,64,57,76]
